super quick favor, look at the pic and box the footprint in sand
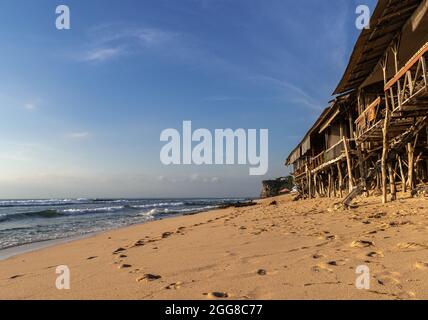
[397,242,428,250]
[9,274,24,280]
[86,256,98,260]
[415,261,428,270]
[257,269,267,276]
[326,260,347,267]
[312,263,333,273]
[165,282,182,290]
[312,253,326,259]
[162,232,173,239]
[350,240,374,248]
[133,240,145,247]
[113,247,127,255]
[204,292,229,299]
[136,274,162,282]
[369,212,387,219]
[397,291,417,299]
[375,271,401,287]
[367,251,384,258]
[324,235,337,241]
[118,264,132,269]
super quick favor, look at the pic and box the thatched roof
[334,0,422,95]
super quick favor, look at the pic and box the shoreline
[0,200,254,261]
[1,194,428,300]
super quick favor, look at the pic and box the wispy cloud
[77,25,179,63]
[24,103,37,111]
[203,96,247,102]
[157,174,220,184]
[82,47,123,63]
[189,174,221,183]
[66,132,91,140]
[251,75,323,111]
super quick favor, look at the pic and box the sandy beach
[1,194,428,300]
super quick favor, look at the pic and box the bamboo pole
[397,155,406,193]
[356,143,367,196]
[381,55,390,204]
[407,142,415,192]
[381,106,390,204]
[313,173,318,198]
[388,162,397,201]
[337,162,343,198]
[343,137,354,193]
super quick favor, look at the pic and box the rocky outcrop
[260,177,293,199]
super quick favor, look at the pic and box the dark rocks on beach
[218,201,257,209]
[269,200,277,206]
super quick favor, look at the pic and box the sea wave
[0,209,64,222]
[0,199,90,207]
[60,206,126,215]
[0,206,128,222]
[142,205,219,217]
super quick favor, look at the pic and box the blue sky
[0,0,376,198]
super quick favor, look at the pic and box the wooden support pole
[343,137,354,193]
[381,55,390,204]
[398,155,407,193]
[356,143,367,196]
[328,171,332,198]
[397,155,406,193]
[381,107,390,204]
[388,162,397,201]
[332,167,337,198]
[407,142,415,192]
[306,164,312,199]
[337,162,343,198]
[313,173,318,198]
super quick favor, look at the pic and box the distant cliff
[260,176,293,199]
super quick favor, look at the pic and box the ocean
[0,198,249,251]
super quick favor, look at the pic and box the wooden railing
[310,151,325,170]
[309,139,348,171]
[355,97,381,137]
[385,42,428,111]
[325,139,345,162]
[291,139,354,177]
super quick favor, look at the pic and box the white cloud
[66,132,90,139]
[251,75,323,111]
[24,103,37,110]
[82,47,123,62]
[189,174,221,183]
[77,26,179,63]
